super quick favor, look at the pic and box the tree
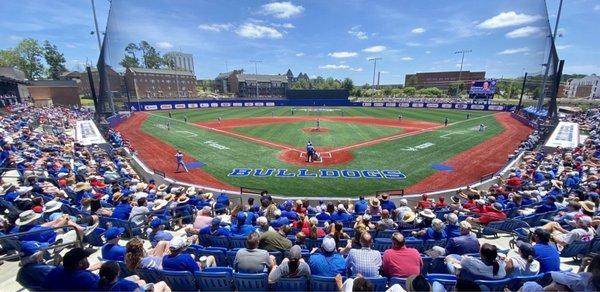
[403,86,416,96]
[13,38,44,80]
[42,40,67,79]
[341,78,354,91]
[139,41,162,69]
[162,53,176,69]
[120,43,141,68]
[0,49,20,67]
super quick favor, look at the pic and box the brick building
[215,71,289,98]
[404,70,486,90]
[124,67,197,99]
[61,66,122,98]
[27,80,80,107]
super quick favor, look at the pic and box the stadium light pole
[249,60,262,98]
[368,57,381,90]
[537,0,564,111]
[454,49,472,95]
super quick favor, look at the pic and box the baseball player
[479,123,486,132]
[398,114,403,121]
[306,141,315,162]
[316,119,320,131]
[175,150,188,172]
[166,120,171,131]
[168,111,172,118]
[217,117,222,124]
[183,115,188,123]
[466,113,470,120]
[444,117,449,127]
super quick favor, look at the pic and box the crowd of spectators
[0,105,599,291]
[354,97,498,105]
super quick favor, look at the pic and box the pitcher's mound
[302,127,330,133]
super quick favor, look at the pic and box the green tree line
[0,38,67,80]
[120,41,177,70]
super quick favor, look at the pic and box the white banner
[385,103,397,107]
[233,103,243,107]
[441,104,453,109]
[221,103,231,107]
[75,120,107,146]
[412,103,424,108]
[265,102,275,107]
[254,102,264,107]
[160,104,173,110]
[210,103,219,107]
[373,102,384,107]
[174,104,186,109]
[399,102,410,108]
[426,103,439,108]
[244,102,255,107]
[455,104,468,109]
[200,103,210,108]
[144,105,158,111]
[187,103,198,108]
[362,102,372,107]
[488,105,504,111]
[545,122,579,149]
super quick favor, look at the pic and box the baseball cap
[289,245,302,260]
[236,212,247,222]
[212,217,222,225]
[322,236,336,252]
[150,218,162,229]
[516,241,535,258]
[445,213,458,224]
[521,282,543,292]
[550,272,586,291]
[169,236,188,250]
[20,241,49,257]
[104,227,125,241]
[63,247,95,269]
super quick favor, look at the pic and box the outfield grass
[142,107,503,196]
[232,121,402,148]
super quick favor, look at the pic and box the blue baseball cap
[104,227,125,240]
[236,212,247,221]
[150,218,162,229]
[21,241,49,256]
[212,217,221,225]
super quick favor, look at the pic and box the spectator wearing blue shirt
[162,236,200,273]
[415,219,447,241]
[354,196,368,214]
[216,192,230,207]
[531,228,560,273]
[231,212,256,236]
[379,194,397,212]
[13,210,89,244]
[43,247,100,291]
[444,213,461,238]
[445,221,480,255]
[95,261,142,291]
[535,196,558,214]
[16,241,54,290]
[308,236,346,277]
[270,210,290,229]
[330,204,353,222]
[148,217,174,247]
[316,203,335,221]
[101,227,127,261]
[199,217,231,237]
[111,193,132,220]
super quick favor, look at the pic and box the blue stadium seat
[203,267,234,274]
[405,240,424,252]
[421,256,432,275]
[343,227,355,237]
[195,271,233,291]
[428,257,450,274]
[388,277,407,289]
[423,239,446,251]
[400,229,418,237]
[116,260,134,278]
[560,240,590,260]
[373,238,392,252]
[426,274,456,291]
[209,235,230,249]
[270,276,308,291]
[84,227,106,247]
[229,235,247,249]
[233,272,269,291]
[304,238,322,250]
[310,275,343,292]
[161,270,196,292]
[590,238,600,253]
[475,278,511,291]
[508,274,544,291]
[135,268,163,283]
[364,277,387,291]
[481,221,504,238]
[197,247,227,266]
[376,229,396,239]
[226,249,239,266]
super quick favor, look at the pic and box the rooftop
[236,74,288,83]
[128,67,195,76]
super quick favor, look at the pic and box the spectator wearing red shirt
[506,173,522,190]
[435,197,447,209]
[294,199,306,215]
[301,217,326,239]
[462,194,478,212]
[416,194,433,210]
[468,203,506,227]
[382,233,422,277]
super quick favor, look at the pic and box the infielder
[184,115,188,123]
[444,117,449,127]
[166,120,171,131]
[479,123,486,131]
[175,150,188,172]
[316,119,320,130]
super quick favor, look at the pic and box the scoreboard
[469,79,496,99]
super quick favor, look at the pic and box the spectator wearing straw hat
[413,218,447,241]
[111,193,132,220]
[397,211,417,231]
[365,198,382,216]
[394,198,412,220]
[416,209,435,229]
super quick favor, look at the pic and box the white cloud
[595,4,600,11]
[363,45,386,53]
[477,11,542,29]
[319,64,350,69]
[425,51,431,54]
[497,47,530,55]
[9,35,23,41]
[261,1,304,19]
[350,67,364,72]
[156,42,173,49]
[328,51,358,58]
[411,27,426,34]
[406,42,421,47]
[198,23,233,32]
[236,23,283,39]
[65,43,77,48]
[505,26,544,38]
[348,25,368,40]
[401,57,414,61]
[295,52,305,57]
[282,23,295,29]
[556,44,572,50]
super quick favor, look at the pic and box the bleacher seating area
[0,104,599,291]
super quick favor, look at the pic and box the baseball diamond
[115,107,533,197]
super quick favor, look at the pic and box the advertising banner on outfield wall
[127,99,513,112]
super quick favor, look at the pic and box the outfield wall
[126,99,515,112]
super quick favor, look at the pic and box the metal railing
[0,224,84,262]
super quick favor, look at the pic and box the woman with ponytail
[301,217,326,239]
[124,237,170,270]
[95,261,144,291]
[505,241,540,277]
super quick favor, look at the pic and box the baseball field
[116,107,533,197]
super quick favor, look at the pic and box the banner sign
[228,168,406,180]
[160,104,172,110]
[545,122,579,149]
[385,103,396,107]
[426,103,439,108]
[144,105,158,110]
[75,120,107,146]
[441,104,453,109]
[210,103,219,107]
[187,103,198,108]
[174,104,186,109]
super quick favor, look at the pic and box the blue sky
[1,0,598,84]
